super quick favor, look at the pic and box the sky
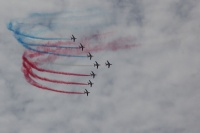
[0,0,200,133]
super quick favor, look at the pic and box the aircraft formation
[8,14,135,96]
[71,35,112,96]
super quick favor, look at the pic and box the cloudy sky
[0,0,200,133]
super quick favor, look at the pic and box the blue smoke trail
[17,38,86,57]
[16,38,79,49]
[7,7,111,38]
[22,43,79,49]
[7,22,70,41]
[7,7,112,58]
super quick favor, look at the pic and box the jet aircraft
[79,43,85,51]
[88,80,94,87]
[94,61,100,69]
[105,60,112,68]
[84,89,90,96]
[87,52,93,60]
[90,71,96,78]
[71,35,76,42]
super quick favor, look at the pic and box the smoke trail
[22,67,85,94]
[53,63,93,66]
[21,42,79,49]
[23,55,91,77]
[8,7,138,95]
[23,62,88,85]
[7,22,70,41]
[18,38,87,57]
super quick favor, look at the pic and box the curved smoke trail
[8,8,137,94]
[23,62,88,85]
[23,54,91,77]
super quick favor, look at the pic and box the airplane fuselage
[84,89,90,96]
[87,53,93,60]
[106,61,112,68]
[79,43,85,51]
[94,61,100,69]
[71,35,76,42]
[90,71,96,78]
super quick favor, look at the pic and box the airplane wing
[84,89,89,96]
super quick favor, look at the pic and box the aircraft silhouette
[71,35,76,42]
[87,52,93,60]
[94,61,100,69]
[84,89,90,96]
[79,43,85,51]
[88,80,94,87]
[90,71,96,78]
[105,60,112,68]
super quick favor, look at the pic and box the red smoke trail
[35,34,138,56]
[23,33,137,63]
[80,35,138,53]
[22,54,86,94]
[22,67,85,94]
[23,62,88,85]
[24,32,137,59]
[23,50,58,65]
[22,49,90,95]
[21,32,138,94]
[25,32,137,59]
[23,54,90,76]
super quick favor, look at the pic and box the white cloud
[0,0,200,133]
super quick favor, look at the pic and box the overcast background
[0,0,200,133]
